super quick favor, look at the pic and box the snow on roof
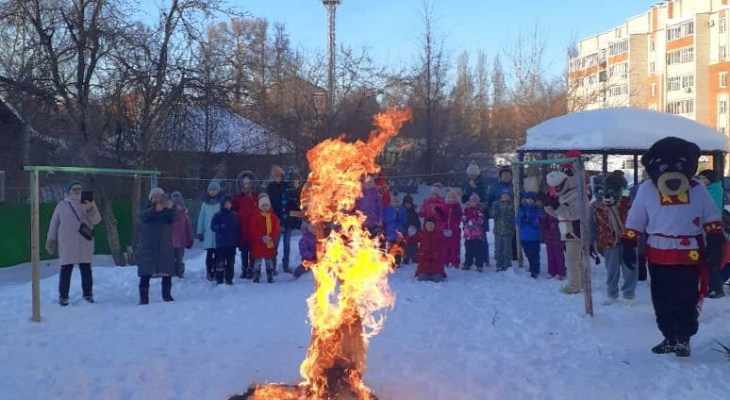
[519,108,727,153]
[180,106,293,155]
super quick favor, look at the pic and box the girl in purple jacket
[170,192,193,278]
[293,222,317,279]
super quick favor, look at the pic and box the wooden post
[574,159,594,317]
[30,169,41,323]
[602,152,608,173]
[512,164,523,268]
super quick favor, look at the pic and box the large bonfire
[233,108,413,400]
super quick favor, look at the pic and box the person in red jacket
[410,216,447,282]
[375,172,391,208]
[232,170,259,279]
[249,194,281,283]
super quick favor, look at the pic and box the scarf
[261,210,274,249]
[596,202,624,246]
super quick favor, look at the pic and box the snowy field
[2,234,730,400]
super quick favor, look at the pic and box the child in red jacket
[411,216,447,282]
[249,194,281,283]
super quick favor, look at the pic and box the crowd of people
[43,160,728,308]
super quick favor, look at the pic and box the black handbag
[69,203,94,241]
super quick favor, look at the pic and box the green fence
[0,199,133,268]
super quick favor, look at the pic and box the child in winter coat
[411,217,447,282]
[384,194,408,267]
[293,222,317,279]
[442,189,463,268]
[491,188,515,271]
[170,192,193,278]
[211,196,241,285]
[462,193,486,271]
[539,211,566,280]
[197,179,225,281]
[249,195,281,283]
[516,192,543,278]
[355,175,384,238]
[419,183,446,231]
[282,173,303,274]
[402,194,421,265]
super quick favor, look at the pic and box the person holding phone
[45,181,101,306]
[136,188,178,304]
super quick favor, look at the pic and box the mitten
[621,238,637,270]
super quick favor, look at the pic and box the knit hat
[171,191,184,207]
[65,181,82,193]
[466,161,480,176]
[207,179,221,192]
[446,189,459,201]
[523,191,536,200]
[469,193,480,202]
[223,195,233,206]
[429,183,442,197]
[149,187,165,201]
[403,194,414,206]
[499,187,512,198]
[258,195,271,208]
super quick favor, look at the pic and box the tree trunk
[128,174,142,265]
[97,186,126,266]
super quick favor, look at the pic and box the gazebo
[516,108,728,184]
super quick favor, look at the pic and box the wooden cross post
[30,169,41,322]
[574,159,594,317]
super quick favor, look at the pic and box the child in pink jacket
[171,192,194,278]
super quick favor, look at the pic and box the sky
[141,0,660,78]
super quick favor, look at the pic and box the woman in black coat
[136,188,178,304]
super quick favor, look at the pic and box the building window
[650,39,655,51]
[721,127,727,135]
[666,99,695,114]
[720,100,728,115]
[721,45,727,60]
[681,75,694,88]
[608,85,629,97]
[667,47,694,65]
[649,62,656,74]
[667,21,694,41]
[651,83,657,97]
[599,71,607,82]
[649,103,657,111]
[609,39,629,56]
[609,62,628,78]
[667,76,681,91]
[721,72,728,88]
[721,19,727,33]
[615,28,622,38]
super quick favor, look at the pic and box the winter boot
[253,268,261,283]
[651,338,677,354]
[476,266,483,273]
[83,295,95,303]
[59,297,70,307]
[267,268,274,283]
[162,278,174,302]
[215,270,224,285]
[675,339,691,357]
[139,286,149,305]
[245,267,254,280]
[282,260,292,274]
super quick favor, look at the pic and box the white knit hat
[148,187,165,201]
[466,162,480,176]
[258,196,271,208]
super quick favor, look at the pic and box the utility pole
[321,0,341,113]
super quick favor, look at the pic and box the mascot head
[641,137,700,196]
[593,170,627,205]
[546,170,576,196]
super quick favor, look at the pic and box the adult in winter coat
[170,192,193,278]
[698,169,726,299]
[411,217,447,281]
[137,188,178,304]
[375,172,391,208]
[197,179,225,280]
[516,191,543,278]
[45,181,102,306]
[233,170,259,279]
[264,165,288,273]
[282,173,303,273]
[402,194,421,265]
[211,196,241,285]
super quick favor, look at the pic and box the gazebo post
[633,153,639,187]
[602,152,608,173]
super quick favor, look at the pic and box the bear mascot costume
[622,137,725,357]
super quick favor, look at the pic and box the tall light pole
[321,0,341,113]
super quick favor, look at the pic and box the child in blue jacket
[516,191,543,278]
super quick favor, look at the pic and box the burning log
[228,109,411,400]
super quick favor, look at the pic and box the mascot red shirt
[621,137,725,358]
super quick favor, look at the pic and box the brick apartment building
[569,0,730,137]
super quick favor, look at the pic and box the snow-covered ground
[1,186,729,400]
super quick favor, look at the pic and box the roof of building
[518,107,727,153]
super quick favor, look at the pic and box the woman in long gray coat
[45,181,101,306]
[136,188,177,304]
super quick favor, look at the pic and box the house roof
[519,108,727,153]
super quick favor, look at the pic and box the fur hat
[258,195,271,208]
[466,161,480,176]
[64,181,82,193]
[469,193,480,202]
[148,187,165,201]
[207,179,221,192]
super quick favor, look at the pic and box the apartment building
[568,0,730,136]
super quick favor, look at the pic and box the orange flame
[245,108,412,400]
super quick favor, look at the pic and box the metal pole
[512,165,523,268]
[22,165,159,176]
[322,0,341,113]
[574,159,594,317]
[30,169,41,322]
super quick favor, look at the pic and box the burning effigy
[230,109,412,400]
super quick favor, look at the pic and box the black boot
[253,268,261,283]
[245,267,254,280]
[267,269,274,283]
[675,339,691,357]
[139,286,149,305]
[651,338,677,354]
[162,277,174,302]
[282,259,291,274]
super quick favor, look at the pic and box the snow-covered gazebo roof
[519,108,727,154]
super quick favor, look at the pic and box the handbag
[69,203,94,241]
